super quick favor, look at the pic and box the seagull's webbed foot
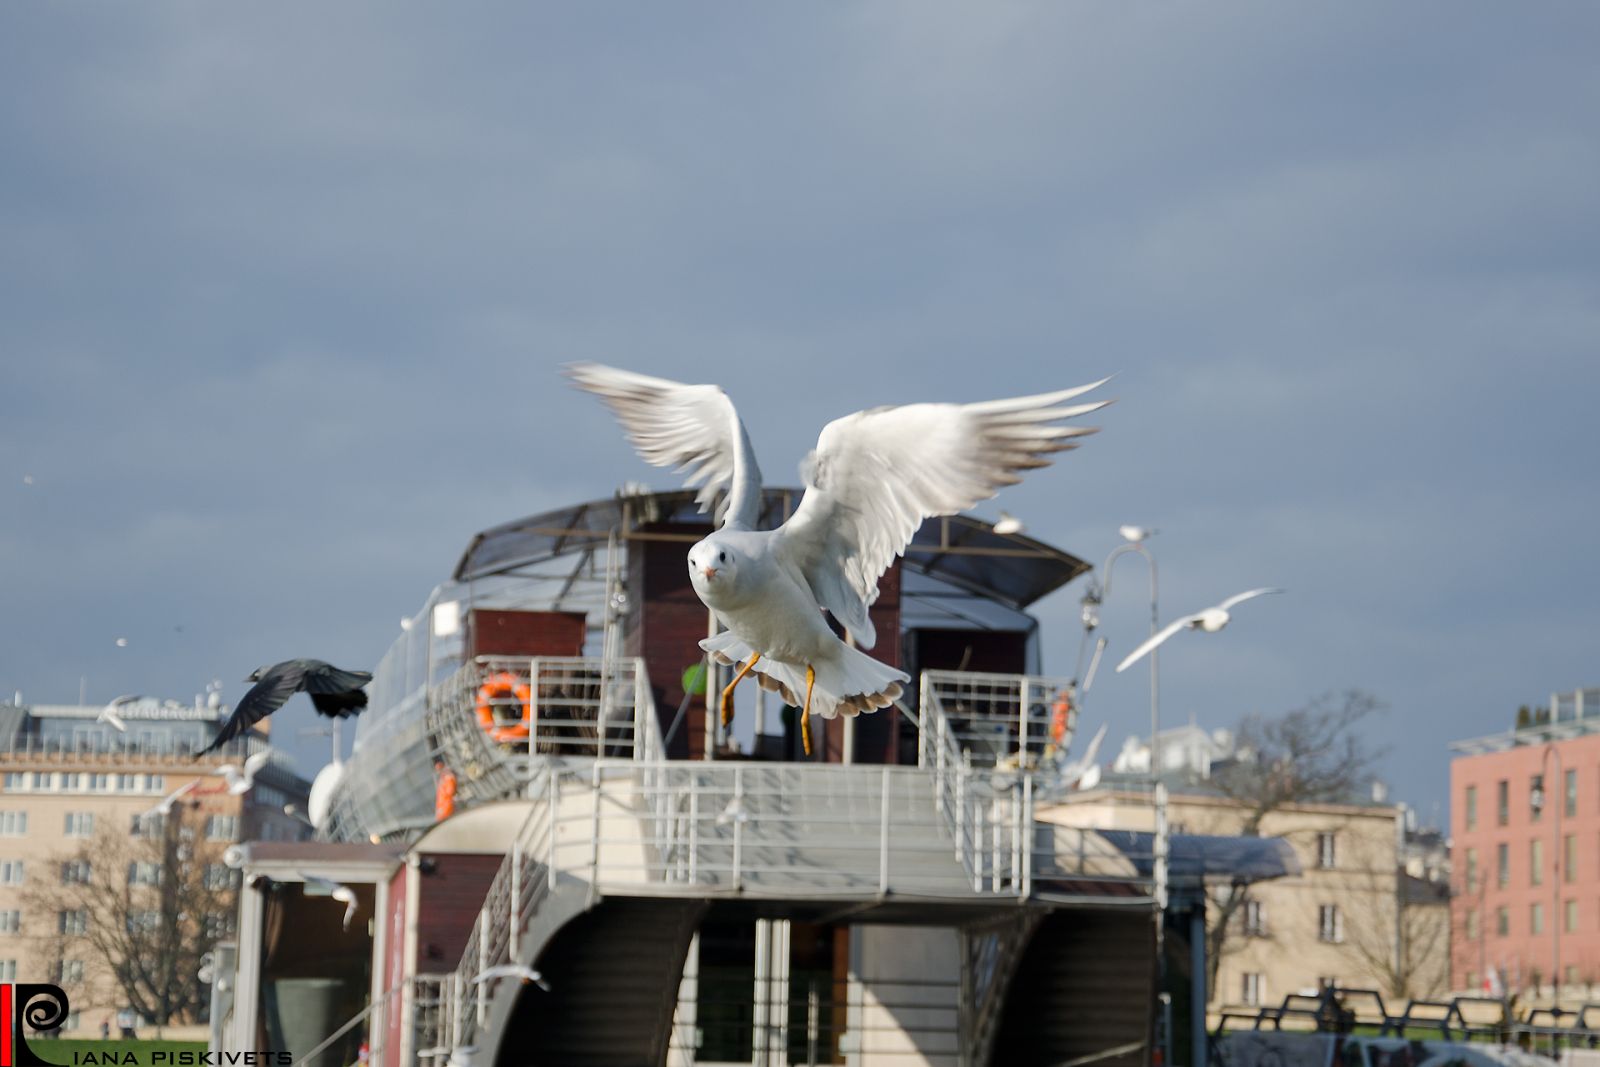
[720,653,761,729]
[801,664,816,757]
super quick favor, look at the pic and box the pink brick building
[1450,695,1600,999]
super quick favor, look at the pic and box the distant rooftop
[1449,686,1600,754]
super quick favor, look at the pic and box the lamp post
[1080,532,1168,939]
[1530,744,1563,1005]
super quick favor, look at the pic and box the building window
[144,775,164,793]
[1465,909,1479,940]
[1465,785,1478,831]
[59,910,88,936]
[205,815,239,841]
[0,860,24,886]
[1564,769,1578,818]
[1242,900,1266,937]
[1531,840,1544,886]
[127,862,162,886]
[204,864,235,890]
[1531,902,1544,935]
[1242,972,1263,1007]
[1495,906,1509,936]
[0,811,26,836]
[90,773,111,792]
[131,813,162,838]
[1316,833,1337,870]
[125,911,159,934]
[1565,899,1578,933]
[53,959,84,985]
[1497,844,1509,888]
[1318,905,1344,943]
[203,914,236,939]
[0,961,15,982]
[64,812,94,837]
[1465,848,1479,892]
[0,911,19,934]
[1497,780,1509,826]
[61,860,91,885]
[1564,834,1577,884]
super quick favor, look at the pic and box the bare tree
[22,803,236,1029]
[1202,690,1386,995]
[1339,853,1451,1000]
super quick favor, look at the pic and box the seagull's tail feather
[700,632,908,720]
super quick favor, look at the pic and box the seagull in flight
[569,364,1110,756]
[195,659,371,757]
[216,750,272,795]
[472,964,551,992]
[300,873,360,931]
[99,695,145,733]
[1115,588,1285,673]
[1057,722,1108,790]
[142,779,201,820]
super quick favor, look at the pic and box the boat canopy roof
[453,488,1089,611]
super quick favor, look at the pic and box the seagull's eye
[718,551,726,563]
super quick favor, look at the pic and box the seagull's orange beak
[702,567,718,579]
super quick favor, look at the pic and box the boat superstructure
[219,490,1293,1067]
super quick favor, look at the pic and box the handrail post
[1021,774,1033,899]
[529,656,540,756]
[732,765,744,893]
[476,911,489,1024]
[688,775,699,884]
[588,760,602,904]
[509,842,521,960]
[1018,678,1031,769]
[879,766,891,895]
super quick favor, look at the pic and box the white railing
[917,669,1074,771]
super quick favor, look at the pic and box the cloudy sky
[3,4,1597,819]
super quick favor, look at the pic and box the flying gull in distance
[300,874,360,931]
[99,694,147,733]
[568,364,1110,756]
[1058,722,1108,790]
[141,779,201,821]
[1115,588,1285,673]
[472,964,552,992]
[993,511,1025,536]
[215,750,272,795]
[195,659,371,757]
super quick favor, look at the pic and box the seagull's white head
[688,536,741,602]
[245,666,270,682]
[1195,608,1231,633]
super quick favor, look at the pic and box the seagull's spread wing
[300,660,372,718]
[778,382,1109,648]
[1115,614,1201,673]
[243,750,272,778]
[567,363,763,529]
[197,663,305,756]
[1217,587,1285,612]
[1077,722,1108,768]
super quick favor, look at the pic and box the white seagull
[472,964,551,992]
[100,694,145,733]
[569,364,1110,756]
[1115,588,1285,673]
[300,874,360,931]
[1058,722,1108,790]
[142,779,201,821]
[215,750,272,796]
[1118,525,1157,543]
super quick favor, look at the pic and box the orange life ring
[1050,688,1073,745]
[475,672,532,743]
[434,766,458,820]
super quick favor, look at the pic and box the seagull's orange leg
[720,653,760,728]
[801,665,816,756]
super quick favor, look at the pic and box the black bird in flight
[196,659,372,757]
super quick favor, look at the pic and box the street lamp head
[1079,588,1101,631]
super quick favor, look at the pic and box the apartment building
[1450,688,1600,1001]
[0,698,311,1031]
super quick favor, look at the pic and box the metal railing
[917,669,1074,771]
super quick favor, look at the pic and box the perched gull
[216,750,272,795]
[1115,588,1285,673]
[570,364,1109,755]
[300,874,360,931]
[472,964,551,992]
[1118,525,1157,543]
[1057,722,1108,790]
[196,659,371,757]
[715,793,750,826]
[992,511,1025,536]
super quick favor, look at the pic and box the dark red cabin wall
[414,853,504,970]
[625,523,713,759]
[468,609,587,658]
